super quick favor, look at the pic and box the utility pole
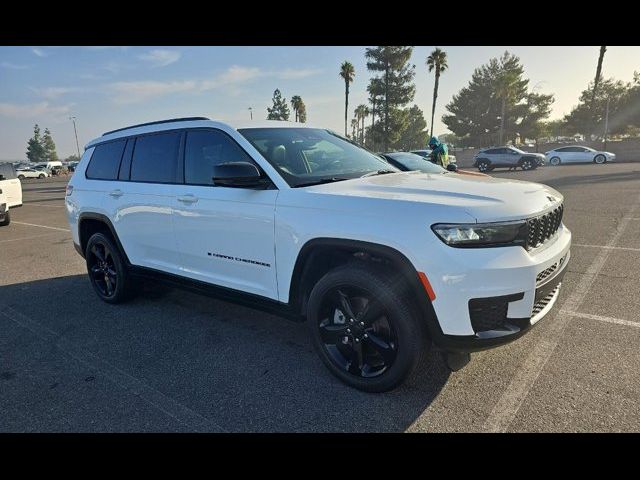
[69,116,80,159]
[603,97,610,150]
[248,107,253,120]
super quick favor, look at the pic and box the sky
[1,46,638,159]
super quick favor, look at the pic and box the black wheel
[520,158,534,171]
[85,232,135,304]
[476,159,490,172]
[0,210,10,226]
[18,175,25,180]
[38,174,45,179]
[307,262,428,392]
[549,156,561,166]
[594,154,606,164]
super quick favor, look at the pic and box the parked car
[0,162,23,225]
[473,146,545,172]
[16,167,48,179]
[410,149,457,164]
[545,146,616,166]
[380,152,486,177]
[66,117,571,392]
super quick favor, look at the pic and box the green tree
[266,89,290,121]
[290,95,302,122]
[366,46,416,151]
[298,100,307,123]
[354,104,368,144]
[26,124,46,163]
[350,118,359,140]
[394,105,428,151]
[518,92,555,149]
[591,46,607,107]
[366,77,384,150]
[339,61,355,136]
[42,127,59,162]
[426,47,448,138]
[63,154,80,162]
[443,52,539,147]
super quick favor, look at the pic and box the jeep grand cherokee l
[66,117,571,392]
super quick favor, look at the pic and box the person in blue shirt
[428,136,449,168]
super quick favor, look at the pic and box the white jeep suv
[66,117,572,392]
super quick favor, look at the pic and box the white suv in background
[0,163,23,226]
[66,117,571,392]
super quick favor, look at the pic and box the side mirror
[446,163,458,172]
[212,162,264,188]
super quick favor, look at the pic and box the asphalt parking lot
[1,163,640,432]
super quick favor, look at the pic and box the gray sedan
[472,146,545,172]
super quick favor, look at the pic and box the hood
[303,171,563,223]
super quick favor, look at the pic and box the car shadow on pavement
[0,275,450,432]
[542,170,640,189]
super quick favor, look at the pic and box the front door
[172,128,279,300]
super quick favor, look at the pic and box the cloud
[200,65,262,90]
[0,101,71,119]
[31,86,85,100]
[84,46,129,51]
[32,48,47,57]
[276,68,323,80]
[110,80,197,104]
[1,62,30,70]
[138,49,181,67]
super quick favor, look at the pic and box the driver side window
[184,129,256,186]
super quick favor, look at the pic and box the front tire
[0,210,10,226]
[594,154,606,164]
[476,159,490,172]
[520,158,534,171]
[18,175,25,180]
[307,262,428,392]
[85,232,135,304]
[549,156,561,166]
[38,174,45,179]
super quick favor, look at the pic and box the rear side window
[0,163,17,180]
[86,140,126,180]
[184,129,255,186]
[130,131,181,183]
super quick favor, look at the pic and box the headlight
[431,221,527,248]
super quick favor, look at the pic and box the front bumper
[414,224,572,351]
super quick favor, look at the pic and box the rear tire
[85,232,136,304]
[0,210,10,226]
[549,157,561,166]
[18,175,25,180]
[38,174,45,179]
[307,262,429,392]
[476,159,490,172]
[594,154,606,164]
[520,158,534,171]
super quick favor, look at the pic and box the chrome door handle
[177,195,198,204]
[109,189,124,198]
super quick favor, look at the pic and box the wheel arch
[77,212,130,264]
[288,237,442,337]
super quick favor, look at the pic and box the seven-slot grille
[526,203,564,250]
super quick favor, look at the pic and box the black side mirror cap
[212,162,264,188]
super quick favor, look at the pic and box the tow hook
[444,351,471,372]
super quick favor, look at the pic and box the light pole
[69,116,80,159]
[248,107,253,120]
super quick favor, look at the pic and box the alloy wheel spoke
[364,332,396,365]
[319,323,348,344]
[104,275,114,296]
[91,244,105,262]
[357,298,385,326]
[347,341,364,376]
[336,289,357,320]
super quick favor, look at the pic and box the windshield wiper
[360,169,396,178]
[293,177,350,188]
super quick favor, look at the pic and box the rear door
[171,128,279,299]
[0,163,22,207]
[573,147,593,162]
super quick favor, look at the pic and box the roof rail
[102,117,210,136]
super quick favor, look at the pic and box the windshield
[238,127,397,187]
[386,152,446,174]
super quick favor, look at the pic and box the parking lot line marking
[12,221,70,232]
[482,192,640,433]
[572,243,640,252]
[561,310,640,329]
[0,232,62,243]
[0,305,227,432]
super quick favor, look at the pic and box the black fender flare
[77,212,131,265]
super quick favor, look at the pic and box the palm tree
[367,78,383,150]
[291,95,302,122]
[339,61,355,136]
[355,104,369,144]
[426,48,448,139]
[350,118,359,140]
[591,46,607,107]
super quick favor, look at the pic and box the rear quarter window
[86,140,127,180]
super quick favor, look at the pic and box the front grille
[531,285,560,319]
[526,204,564,250]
